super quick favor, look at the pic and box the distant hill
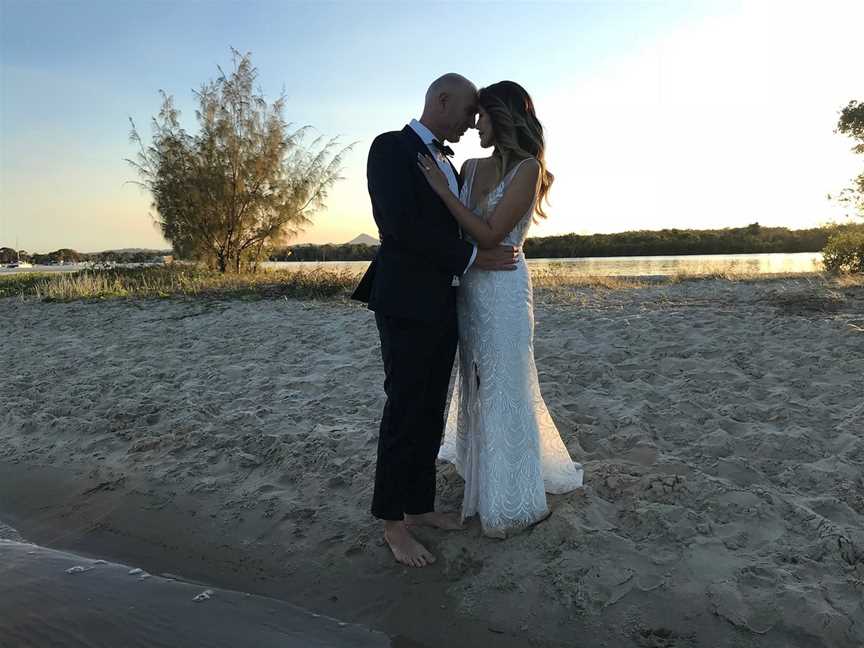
[346,233,379,246]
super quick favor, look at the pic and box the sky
[1,0,862,253]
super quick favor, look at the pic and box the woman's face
[476,106,494,148]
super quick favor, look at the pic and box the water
[0,262,141,275]
[262,252,824,276]
[0,520,389,647]
[0,252,824,277]
[0,263,89,275]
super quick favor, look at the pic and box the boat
[7,243,33,268]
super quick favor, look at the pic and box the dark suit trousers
[372,292,458,520]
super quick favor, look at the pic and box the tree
[833,99,864,216]
[127,49,351,272]
[49,248,81,263]
[745,222,761,236]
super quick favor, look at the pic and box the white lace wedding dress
[439,157,584,537]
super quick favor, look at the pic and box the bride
[417,80,584,538]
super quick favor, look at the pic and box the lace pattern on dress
[439,158,584,537]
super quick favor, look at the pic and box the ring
[425,166,431,170]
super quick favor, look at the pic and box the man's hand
[473,246,520,271]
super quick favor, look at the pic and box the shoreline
[0,460,554,648]
[0,519,389,648]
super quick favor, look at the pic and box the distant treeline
[0,247,172,265]
[271,243,377,262]
[8,224,859,266]
[522,223,842,258]
[270,224,859,262]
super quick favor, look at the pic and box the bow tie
[431,139,454,157]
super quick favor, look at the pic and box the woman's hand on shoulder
[416,153,451,197]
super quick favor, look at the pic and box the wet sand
[0,534,388,648]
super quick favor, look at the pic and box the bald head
[425,73,476,108]
[420,73,478,144]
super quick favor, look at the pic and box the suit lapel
[450,158,462,193]
[400,127,461,231]
[402,126,461,192]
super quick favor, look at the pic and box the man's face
[442,87,478,143]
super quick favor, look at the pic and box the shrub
[822,229,864,274]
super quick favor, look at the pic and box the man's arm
[368,133,473,276]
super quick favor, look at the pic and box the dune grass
[0,266,363,301]
[531,268,651,291]
[1,264,860,303]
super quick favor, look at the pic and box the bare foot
[405,511,464,530]
[383,521,436,568]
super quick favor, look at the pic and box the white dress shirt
[408,119,477,279]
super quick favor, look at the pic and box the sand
[1,277,863,647]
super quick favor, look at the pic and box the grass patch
[831,273,864,288]
[2,264,860,303]
[530,265,649,290]
[0,266,363,302]
[0,273,50,299]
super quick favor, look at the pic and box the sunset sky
[2,0,862,253]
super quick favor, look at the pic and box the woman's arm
[418,154,540,249]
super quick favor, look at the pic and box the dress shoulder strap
[467,158,479,187]
[503,157,535,183]
[462,158,480,206]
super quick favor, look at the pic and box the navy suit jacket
[351,126,474,322]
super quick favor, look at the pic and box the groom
[352,73,519,567]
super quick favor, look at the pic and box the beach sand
[1,277,863,647]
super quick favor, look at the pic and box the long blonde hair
[478,81,554,219]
